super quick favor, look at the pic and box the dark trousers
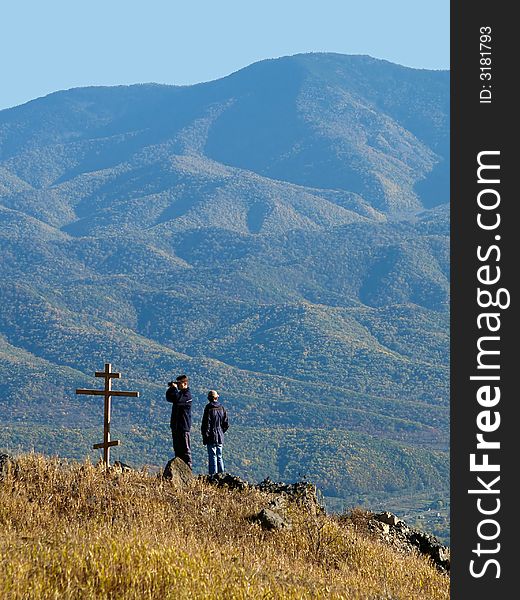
[172,429,192,469]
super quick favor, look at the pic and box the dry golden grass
[0,454,449,599]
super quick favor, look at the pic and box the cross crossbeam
[76,389,139,397]
[76,363,139,467]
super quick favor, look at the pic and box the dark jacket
[201,401,229,445]
[166,386,192,432]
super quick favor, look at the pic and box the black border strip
[451,2,516,596]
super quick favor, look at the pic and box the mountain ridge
[0,53,449,535]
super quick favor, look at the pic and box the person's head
[207,390,219,402]
[176,374,189,389]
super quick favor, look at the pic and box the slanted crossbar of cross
[76,363,139,467]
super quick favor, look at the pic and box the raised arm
[166,385,180,404]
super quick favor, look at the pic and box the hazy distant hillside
[0,53,449,527]
[0,53,448,216]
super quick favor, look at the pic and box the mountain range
[0,53,449,531]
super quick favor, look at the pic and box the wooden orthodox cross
[76,363,139,467]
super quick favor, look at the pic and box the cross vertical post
[76,363,139,467]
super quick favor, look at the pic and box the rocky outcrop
[163,458,194,488]
[200,474,323,510]
[256,477,320,504]
[370,511,450,572]
[199,472,248,490]
[201,474,322,533]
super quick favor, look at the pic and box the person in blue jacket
[166,374,193,469]
[201,390,229,475]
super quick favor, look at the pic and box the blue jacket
[201,401,229,445]
[166,386,192,432]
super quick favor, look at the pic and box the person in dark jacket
[201,390,229,475]
[166,374,193,469]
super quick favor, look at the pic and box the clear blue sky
[1,0,449,111]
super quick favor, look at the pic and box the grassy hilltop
[0,453,449,599]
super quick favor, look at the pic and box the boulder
[163,457,194,488]
[254,508,292,531]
